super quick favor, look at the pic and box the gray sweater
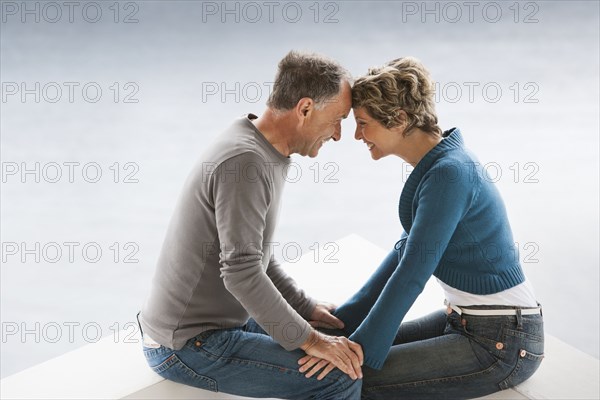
[140,114,316,351]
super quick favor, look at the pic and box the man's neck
[252,109,295,157]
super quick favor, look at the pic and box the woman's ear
[392,110,409,136]
[397,110,408,126]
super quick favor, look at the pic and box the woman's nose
[354,126,362,140]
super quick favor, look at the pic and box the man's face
[300,81,352,158]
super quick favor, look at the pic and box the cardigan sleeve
[333,234,407,335]
[348,162,479,369]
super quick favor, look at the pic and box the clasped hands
[298,302,364,381]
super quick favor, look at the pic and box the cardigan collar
[398,127,464,233]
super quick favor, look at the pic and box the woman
[299,57,544,399]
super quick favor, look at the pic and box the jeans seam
[503,327,544,342]
[219,355,305,375]
[363,359,502,392]
[498,349,544,390]
[143,345,172,359]
[211,354,351,384]
[456,319,508,359]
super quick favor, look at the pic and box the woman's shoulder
[426,148,481,184]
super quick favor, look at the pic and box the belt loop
[452,304,463,316]
[516,308,523,330]
[136,311,144,338]
[394,238,407,251]
[444,299,462,316]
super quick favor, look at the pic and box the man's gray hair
[267,50,351,111]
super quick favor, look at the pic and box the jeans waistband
[444,300,543,317]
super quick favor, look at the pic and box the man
[138,51,363,399]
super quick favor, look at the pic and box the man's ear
[295,97,314,121]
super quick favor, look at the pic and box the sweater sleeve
[333,235,406,335]
[266,255,317,320]
[349,163,478,369]
[213,152,312,351]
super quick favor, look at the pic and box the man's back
[139,114,313,351]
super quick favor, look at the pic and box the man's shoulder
[204,115,285,166]
[186,116,290,189]
[203,117,258,160]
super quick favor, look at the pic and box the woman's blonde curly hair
[352,57,442,136]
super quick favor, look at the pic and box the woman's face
[353,107,400,160]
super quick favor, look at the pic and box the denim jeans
[141,318,361,399]
[360,307,544,400]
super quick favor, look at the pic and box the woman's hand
[299,330,363,380]
[309,302,345,329]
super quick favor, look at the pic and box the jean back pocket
[151,353,218,392]
[498,348,544,390]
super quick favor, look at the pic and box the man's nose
[332,123,342,141]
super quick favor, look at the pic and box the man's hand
[298,355,335,380]
[309,302,344,329]
[299,330,363,380]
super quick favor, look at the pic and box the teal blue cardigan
[334,128,525,369]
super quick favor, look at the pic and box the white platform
[2,235,599,399]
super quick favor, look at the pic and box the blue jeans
[360,308,544,400]
[141,318,361,399]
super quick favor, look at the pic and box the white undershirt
[437,278,538,307]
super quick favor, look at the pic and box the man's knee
[321,372,362,399]
[344,377,363,398]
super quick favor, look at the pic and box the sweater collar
[398,128,464,233]
[243,113,290,163]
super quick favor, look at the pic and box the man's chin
[307,145,322,158]
[298,149,319,158]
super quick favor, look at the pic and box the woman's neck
[396,129,443,167]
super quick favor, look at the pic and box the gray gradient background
[1,0,598,379]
